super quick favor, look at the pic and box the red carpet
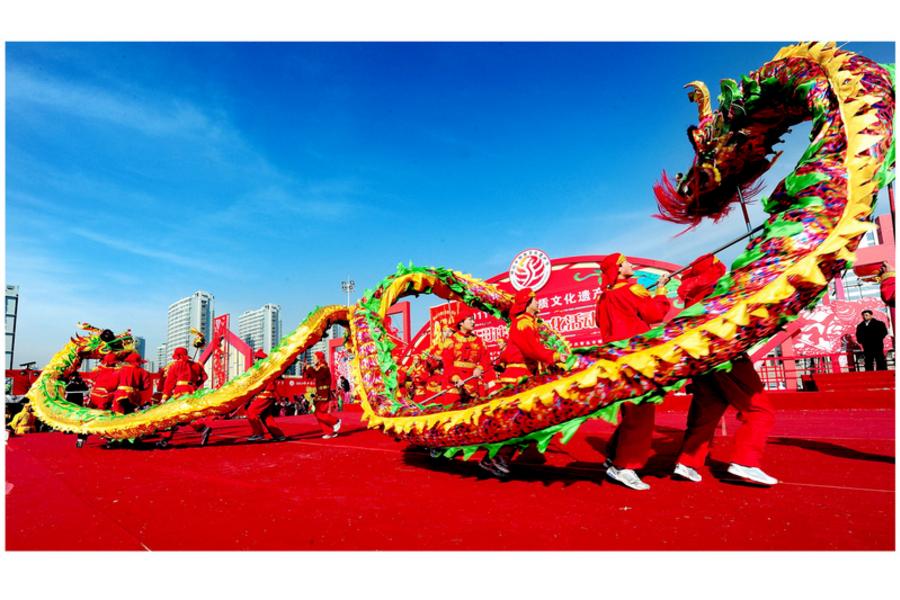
[5,404,894,551]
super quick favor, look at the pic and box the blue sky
[5,41,894,366]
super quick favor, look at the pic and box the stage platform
[5,399,895,551]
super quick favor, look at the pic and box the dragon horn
[684,81,712,120]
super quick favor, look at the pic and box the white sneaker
[606,465,650,491]
[321,433,338,440]
[727,463,778,486]
[673,463,702,482]
[491,455,511,475]
[478,456,507,478]
[333,419,342,433]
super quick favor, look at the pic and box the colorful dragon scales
[25,43,894,459]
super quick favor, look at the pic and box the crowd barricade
[754,350,895,390]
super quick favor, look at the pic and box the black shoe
[76,435,86,449]
[247,434,265,442]
[274,436,287,442]
[200,426,212,447]
[156,439,169,449]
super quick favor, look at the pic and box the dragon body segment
[25,43,894,456]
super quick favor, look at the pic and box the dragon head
[654,79,781,230]
[72,322,136,360]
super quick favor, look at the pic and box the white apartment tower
[238,304,282,354]
[163,291,214,363]
[156,344,168,372]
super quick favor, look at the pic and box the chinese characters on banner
[419,256,681,360]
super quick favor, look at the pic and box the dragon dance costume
[673,255,777,485]
[87,353,120,410]
[304,352,341,437]
[482,288,561,476]
[440,306,497,405]
[158,347,213,445]
[497,288,560,384]
[408,353,444,403]
[595,253,670,487]
[20,45,894,489]
[245,349,287,441]
[113,352,152,414]
[9,405,36,435]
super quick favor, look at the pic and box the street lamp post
[341,276,355,307]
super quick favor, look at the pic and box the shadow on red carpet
[5,404,895,551]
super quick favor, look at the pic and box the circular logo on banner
[509,249,552,291]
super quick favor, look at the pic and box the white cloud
[66,227,229,275]
[8,66,217,140]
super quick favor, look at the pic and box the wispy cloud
[68,227,229,275]
[8,66,217,140]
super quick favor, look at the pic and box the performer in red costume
[245,350,287,442]
[414,326,453,404]
[672,254,778,486]
[441,306,497,405]
[497,288,560,383]
[112,352,152,415]
[76,353,122,448]
[303,351,342,439]
[88,353,120,410]
[480,288,563,477]
[594,253,670,491]
[406,351,444,404]
[157,347,213,447]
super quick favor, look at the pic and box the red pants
[246,394,285,438]
[606,402,656,470]
[677,355,775,468]
[314,400,338,434]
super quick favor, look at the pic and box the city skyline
[238,303,282,354]
[6,41,895,366]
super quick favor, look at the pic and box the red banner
[212,314,229,388]
[413,254,682,359]
[792,297,894,355]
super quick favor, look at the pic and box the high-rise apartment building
[157,343,168,371]
[163,291,214,366]
[5,285,19,370]
[237,304,282,354]
[306,324,342,366]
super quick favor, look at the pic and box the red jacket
[89,365,120,409]
[303,363,332,399]
[114,364,152,408]
[498,313,558,380]
[441,331,496,388]
[595,279,671,342]
[162,358,207,398]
